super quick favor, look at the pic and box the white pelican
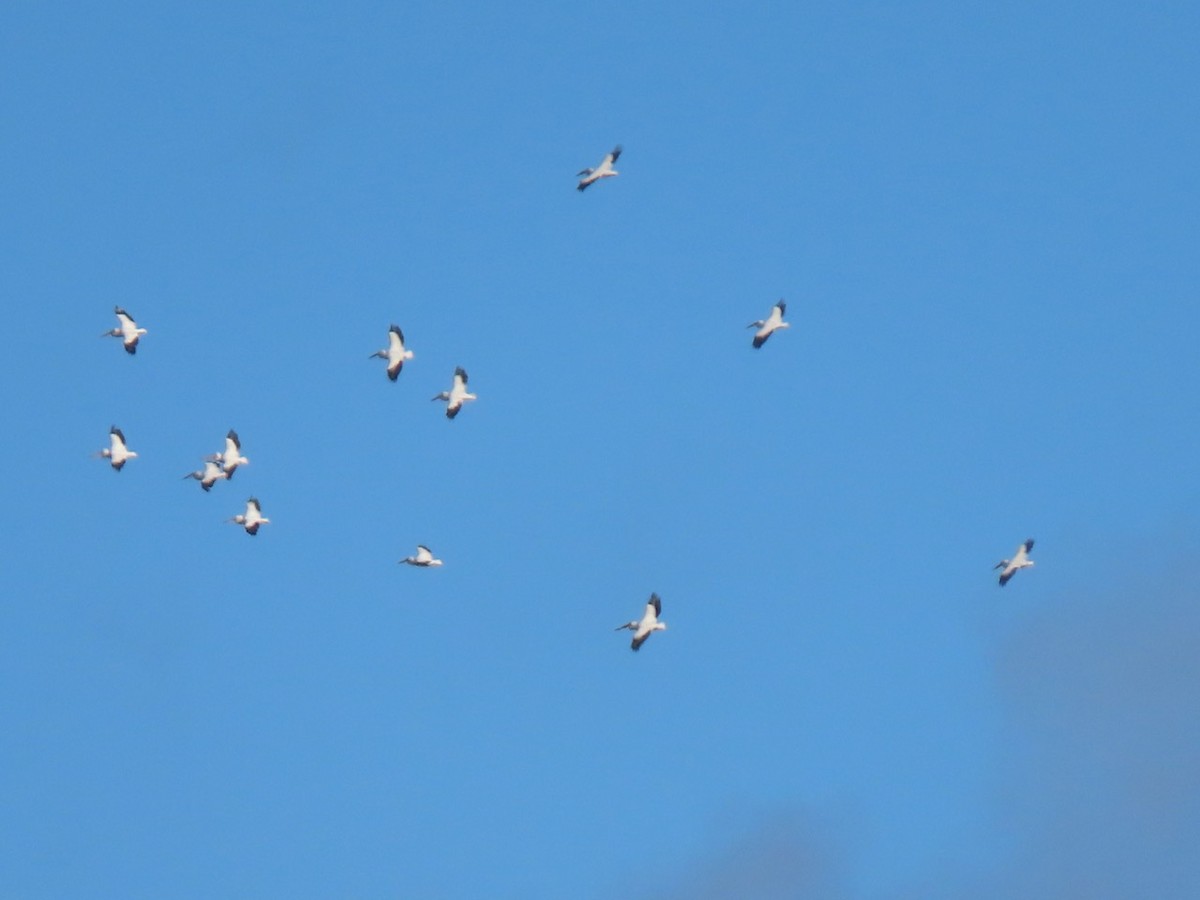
[97,426,137,471]
[183,459,228,492]
[432,367,476,420]
[399,545,443,567]
[995,539,1035,587]
[615,593,667,651]
[369,325,413,381]
[210,429,249,480]
[102,306,147,355]
[576,145,622,192]
[748,300,789,349]
[230,497,270,535]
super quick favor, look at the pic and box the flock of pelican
[93,147,1036,651]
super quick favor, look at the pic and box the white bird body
[370,325,414,381]
[615,593,667,651]
[995,539,1035,587]
[748,300,790,349]
[184,459,228,492]
[432,367,477,419]
[98,426,137,471]
[212,429,249,479]
[231,497,270,535]
[103,306,147,354]
[576,145,622,191]
[400,545,443,567]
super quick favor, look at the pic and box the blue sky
[3,2,1198,897]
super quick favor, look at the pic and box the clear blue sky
[3,2,1199,897]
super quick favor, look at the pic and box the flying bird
[369,325,414,381]
[183,459,228,492]
[748,300,790,349]
[230,498,270,535]
[400,545,443,567]
[432,367,477,419]
[615,593,667,651]
[576,145,622,192]
[97,426,137,471]
[995,539,1035,587]
[102,306,147,354]
[210,429,249,479]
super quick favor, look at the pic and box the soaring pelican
[432,367,476,419]
[995,539,1035,587]
[748,300,789,349]
[230,498,270,535]
[210,429,249,479]
[97,426,137,471]
[615,593,667,651]
[102,306,147,355]
[183,459,228,492]
[577,145,622,192]
[369,325,414,381]
[400,545,443,567]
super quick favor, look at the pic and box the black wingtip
[752,335,766,349]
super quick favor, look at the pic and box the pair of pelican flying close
[102,306,147,355]
[368,327,477,420]
[183,430,249,491]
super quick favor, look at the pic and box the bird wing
[247,498,261,514]
[998,569,1014,587]
[631,631,649,651]
[388,326,405,351]
[114,308,135,328]
[454,367,469,388]
[415,545,433,562]
[1023,538,1035,553]
[608,145,622,164]
[648,593,661,617]
[225,432,240,456]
